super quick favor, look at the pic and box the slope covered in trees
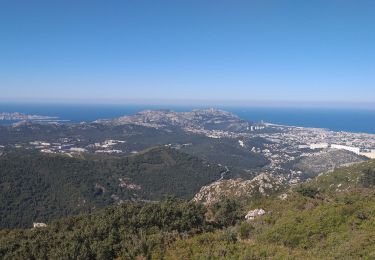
[1,160,375,259]
[0,147,226,228]
[0,121,270,173]
[0,199,209,259]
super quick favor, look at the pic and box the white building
[331,144,360,155]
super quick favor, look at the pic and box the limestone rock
[245,209,266,221]
[193,173,284,205]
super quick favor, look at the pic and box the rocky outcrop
[33,222,47,228]
[278,193,288,200]
[193,173,284,205]
[245,209,266,221]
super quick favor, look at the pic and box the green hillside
[167,160,375,259]
[1,160,375,259]
[181,137,269,174]
[0,147,225,229]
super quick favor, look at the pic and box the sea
[0,103,375,134]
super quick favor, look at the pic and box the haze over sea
[0,103,374,134]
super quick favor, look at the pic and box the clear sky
[1,0,375,106]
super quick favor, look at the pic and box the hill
[0,121,269,174]
[0,198,208,259]
[180,137,269,173]
[291,149,367,180]
[1,160,375,259]
[0,147,226,228]
[97,108,257,132]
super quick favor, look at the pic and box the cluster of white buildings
[91,139,125,148]
[29,140,84,155]
[309,142,375,159]
[248,125,265,132]
[89,139,125,154]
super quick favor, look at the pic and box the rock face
[245,209,266,221]
[193,173,284,205]
[97,108,256,132]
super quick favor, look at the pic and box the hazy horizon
[1,98,375,110]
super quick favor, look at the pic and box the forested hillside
[1,161,375,259]
[0,147,227,228]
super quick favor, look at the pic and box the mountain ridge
[95,108,256,132]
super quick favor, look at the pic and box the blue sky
[1,0,375,106]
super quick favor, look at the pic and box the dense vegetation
[156,160,375,259]
[181,137,269,174]
[1,161,375,259]
[0,198,209,259]
[0,123,186,146]
[0,123,269,171]
[0,147,227,228]
[360,166,375,187]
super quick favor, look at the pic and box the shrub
[296,186,319,198]
[360,167,375,187]
[211,198,242,227]
[238,222,254,239]
[220,229,238,244]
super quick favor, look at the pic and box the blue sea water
[0,103,374,134]
[227,107,375,134]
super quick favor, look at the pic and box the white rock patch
[245,209,266,221]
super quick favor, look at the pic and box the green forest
[1,160,375,259]
[0,147,228,229]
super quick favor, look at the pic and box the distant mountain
[96,108,257,132]
[0,147,226,228]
